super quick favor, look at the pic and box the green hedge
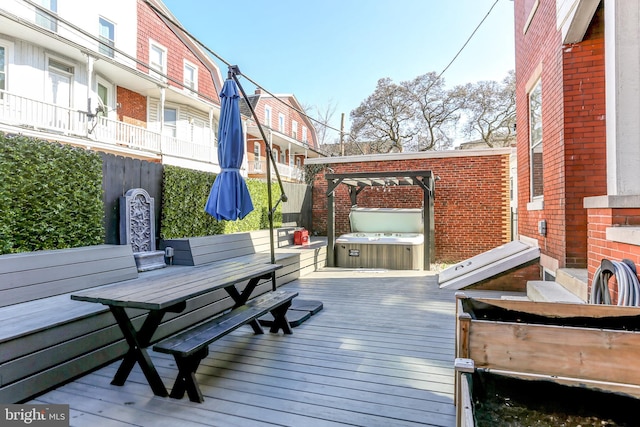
[0,133,104,254]
[160,165,282,239]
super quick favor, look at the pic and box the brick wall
[117,87,147,126]
[515,0,606,269]
[587,208,640,301]
[311,151,511,263]
[562,5,606,267]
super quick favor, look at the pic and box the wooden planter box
[455,292,640,409]
[455,362,638,427]
[454,292,640,425]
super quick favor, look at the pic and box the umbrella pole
[230,66,287,291]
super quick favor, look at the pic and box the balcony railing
[248,160,305,182]
[0,89,216,165]
[0,90,311,181]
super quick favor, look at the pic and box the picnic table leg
[269,301,293,334]
[109,306,169,397]
[169,347,209,403]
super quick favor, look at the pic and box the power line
[144,0,346,138]
[436,0,501,81]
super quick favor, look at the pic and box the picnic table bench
[0,228,325,403]
[71,259,295,402]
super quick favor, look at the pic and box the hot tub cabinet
[335,208,424,270]
[455,292,640,404]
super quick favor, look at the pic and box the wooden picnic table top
[71,260,282,311]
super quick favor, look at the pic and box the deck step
[527,280,585,304]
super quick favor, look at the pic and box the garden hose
[589,259,640,306]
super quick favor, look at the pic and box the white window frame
[529,78,543,203]
[292,120,298,140]
[302,126,308,144]
[0,40,12,97]
[96,75,114,116]
[253,142,262,171]
[163,106,178,138]
[98,17,115,57]
[183,60,198,93]
[35,0,57,32]
[278,113,285,133]
[149,40,167,81]
[264,105,272,128]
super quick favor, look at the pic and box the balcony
[0,89,217,168]
[248,159,305,182]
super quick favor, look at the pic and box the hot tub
[335,208,424,270]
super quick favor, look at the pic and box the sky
[161,0,515,140]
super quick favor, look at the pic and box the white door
[46,60,72,130]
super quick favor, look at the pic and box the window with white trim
[302,126,308,144]
[292,120,298,140]
[183,60,197,93]
[254,142,261,171]
[278,113,285,133]
[529,79,543,200]
[98,17,115,57]
[163,107,177,138]
[149,41,167,81]
[35,0,57,32]
[264,106,272,128]
[0,45,6,97]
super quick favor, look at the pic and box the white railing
[0,90,309,181]
[0,90,88,136]
[248,159,305,181]
[92,115,162,153]
[0,89,216,164]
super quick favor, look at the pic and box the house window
[292,120,298,139]
[264,106,272,128]
[295,157,301,168]
[529,79,543,200]
[98,17,115,57]
[273,147,279,163]
[278,113,285,133]
[149,41,167,80]
[35,0,57,32]
[302,126,308,144]
[183,61,197,92]
[0,46,5,96]
[163,107,177,138]
[253,142,261,171]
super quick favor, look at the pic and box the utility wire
[147,0,501,151]
[143,0,345,139]
[436,0,501,81]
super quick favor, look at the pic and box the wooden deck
[30,268,460,427]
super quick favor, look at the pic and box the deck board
[29,268,461,426]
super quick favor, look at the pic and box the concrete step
[555,268,588,301]
[527,280,586,304]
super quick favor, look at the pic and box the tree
[462,70,516,147]
[403,72,465,151]
[349,78,417,153]
[311,100,338,146]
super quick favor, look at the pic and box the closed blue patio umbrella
[205,76,254,220]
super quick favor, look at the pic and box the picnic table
[71,259,292,401]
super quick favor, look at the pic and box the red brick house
[515,0,640,295]
[242,89,323,183]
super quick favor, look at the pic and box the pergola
[325,170,436,270]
